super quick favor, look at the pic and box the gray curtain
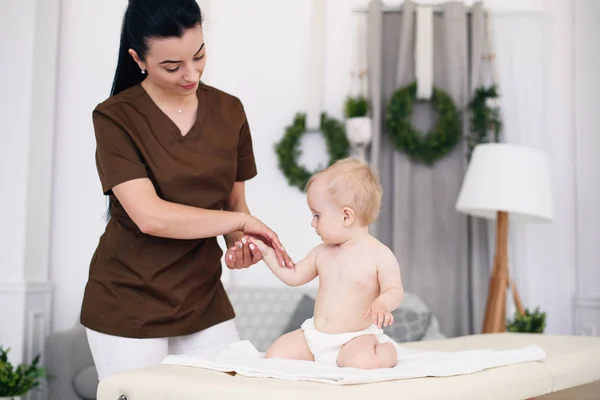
[366,0,490,337]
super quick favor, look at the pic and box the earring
[141,69,146,74]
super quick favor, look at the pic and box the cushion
[73,364,99,400]
[282,294,315,334]
[384,294,433,342]
[227,286,307,352]
[281,292,432,343]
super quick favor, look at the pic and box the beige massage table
[97,333,600,400]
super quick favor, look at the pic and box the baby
[249,158,404,369]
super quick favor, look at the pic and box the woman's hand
[240,215,293,268]
[224,236,264,270]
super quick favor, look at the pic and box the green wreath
[275,112,350,191]
[467,85,502,158]
[385,81,462,166]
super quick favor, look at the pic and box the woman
[80,0,293,381]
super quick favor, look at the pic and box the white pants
[86,319,240,381]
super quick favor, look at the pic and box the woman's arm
[223,182,264,269]
[223,182,250,247]
[113,178,246,238]
[112,177,292,267]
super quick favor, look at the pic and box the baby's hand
[247,236,274,257]
[363,299,394,329]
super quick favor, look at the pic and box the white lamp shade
[456,143,554,222]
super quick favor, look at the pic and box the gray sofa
[44,286,445,400]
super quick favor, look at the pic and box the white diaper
[300,317,395,365]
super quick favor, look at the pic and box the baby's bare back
[313,239,382,334]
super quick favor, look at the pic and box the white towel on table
[162,340,546,385]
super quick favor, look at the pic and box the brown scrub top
[80,82,257,338]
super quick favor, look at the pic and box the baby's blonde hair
[305,157,383,226]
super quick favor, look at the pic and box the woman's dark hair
[106,0,202,220]
[111,0,203,96]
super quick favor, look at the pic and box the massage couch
[97,332,600,400]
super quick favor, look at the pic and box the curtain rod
[353,5,541,14]
[353,5,465,15]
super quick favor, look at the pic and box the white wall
[47,0,595,336]
[535,0,576,335]
[0,0,35,284]
[573,0,600,336]
[1,0,59,375]
[50,0,129,332]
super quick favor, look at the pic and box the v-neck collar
[135,83,207,143]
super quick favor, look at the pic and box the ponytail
[111,8,146,96]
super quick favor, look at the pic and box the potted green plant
[343,95,372,157]
[344,95,369,119]
[506,307,547,334]
[0,346,46,400]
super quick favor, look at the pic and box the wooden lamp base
[482,211,525,333]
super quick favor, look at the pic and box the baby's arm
[364,246,404,328]
[375,246,404,310]
[248,238,318,287]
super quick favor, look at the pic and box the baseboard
[574,295,600,309]
[0,281,52,294]
[573,295,600,336]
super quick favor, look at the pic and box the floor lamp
[455,143,554,333]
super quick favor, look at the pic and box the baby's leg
[265,329,314,361]
[337,335,397,369]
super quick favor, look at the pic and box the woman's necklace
[143,82,192,116]
[175,95,197,115]
[175,98,186,114]
[176,101,192,115]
